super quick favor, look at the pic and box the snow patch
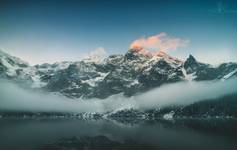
[0,58,17,77]
[81,72,109,87]
[129,79,139,87]
[221,69,237,81]
[182,67,196,81]
[163,111,175,120]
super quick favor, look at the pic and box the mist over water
[0,78,237,113]
[0,80,104,113]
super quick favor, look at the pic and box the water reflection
[0,118,237,150]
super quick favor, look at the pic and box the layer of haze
[0,78,237,113]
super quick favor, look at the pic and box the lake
[0,118,237,150]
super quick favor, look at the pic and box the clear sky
[0,0,237,64]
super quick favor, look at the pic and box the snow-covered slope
[0,50,29,77]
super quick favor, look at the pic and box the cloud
[0,80,104,113]
[135,79,237,109]
[130,33,189,53]
[1,78,237,113]
[82,47,108,63]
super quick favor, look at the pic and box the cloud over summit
[130,33,189,53]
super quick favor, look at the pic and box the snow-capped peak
[128,48,183,65]
[1,49,237,99]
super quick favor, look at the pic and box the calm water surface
[0,118,237,150]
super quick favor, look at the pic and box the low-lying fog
[0,78,237,113]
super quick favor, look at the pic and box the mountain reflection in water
[0,118,237,150]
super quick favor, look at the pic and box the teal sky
[0,0,237,64]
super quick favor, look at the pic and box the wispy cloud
[130,33,189,53]
[82,47,107,63]
[1,77,237,113]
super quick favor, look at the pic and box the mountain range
[1,48,237,99]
